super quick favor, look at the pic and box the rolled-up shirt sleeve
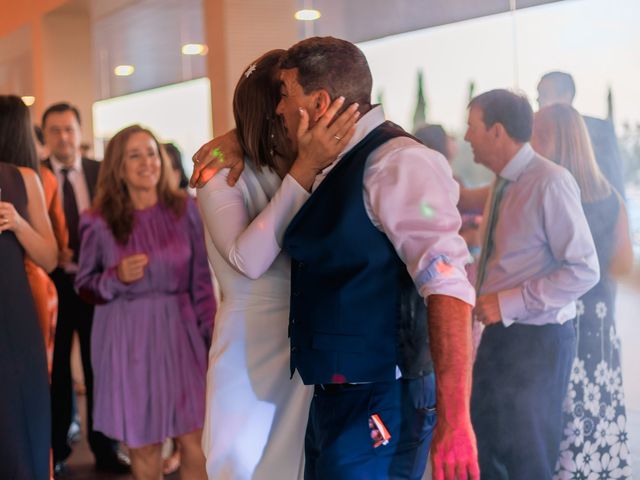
[363,139,475,306]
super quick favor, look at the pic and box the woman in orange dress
[24,162,69,374]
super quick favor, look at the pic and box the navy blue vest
[283,122,433,385]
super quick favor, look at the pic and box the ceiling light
[21,96,35,106]
[114,65,135,76]
[182,43,208,56]
[294,9,321,20]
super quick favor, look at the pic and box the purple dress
[75,197,215,447]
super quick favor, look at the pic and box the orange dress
[24,166,68,374]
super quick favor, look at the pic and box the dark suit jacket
[42,157,101,202]
[583,116,625,198]
[42,157,101,272]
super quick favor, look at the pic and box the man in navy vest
[277,37,477,480]
[191,37,479,480]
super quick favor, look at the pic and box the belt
[314,382,370,394]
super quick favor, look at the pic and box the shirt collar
[499,143,535,182]
[336,105,385,160]
[50,154,82,174]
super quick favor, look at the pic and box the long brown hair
[233,49,293,170]
[0,95,39,175]
[93,125,186,244]
[533,104,610,203]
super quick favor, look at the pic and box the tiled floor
[59,275,640,479]
[56,398,179,480]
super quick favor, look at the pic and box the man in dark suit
[42,103,128,475]
[537,71,625,197]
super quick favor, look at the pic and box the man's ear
[493,122,506,140]
[311,90,331,122]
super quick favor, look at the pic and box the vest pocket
[312,333,365,352]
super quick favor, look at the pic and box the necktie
[475,176,509,293]
[61,167,80,262]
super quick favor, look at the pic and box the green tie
[475,176,509,293]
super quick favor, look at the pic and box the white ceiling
[312,0,564,43]
[0,0,568,100]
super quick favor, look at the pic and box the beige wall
[1,0,302,141]
[203,0,299,135]
[0,0,94,142]
[33,11,94,137]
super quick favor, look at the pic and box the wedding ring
[334,135,342,141]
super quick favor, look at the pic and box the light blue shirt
[481,143,600,326]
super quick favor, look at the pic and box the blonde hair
[93,125,186,243]
[533,104,611,203]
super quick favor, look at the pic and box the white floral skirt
[554,298,632,479]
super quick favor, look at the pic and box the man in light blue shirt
[465,89,599,479]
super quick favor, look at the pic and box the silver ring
[334,135,342,141]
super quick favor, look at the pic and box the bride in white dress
[197,50,357,479]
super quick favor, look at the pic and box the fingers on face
[328,104,360,140]
[317,96,345,127]
[297,107,310,138]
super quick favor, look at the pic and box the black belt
[314,383,370,394]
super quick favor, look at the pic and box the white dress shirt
[49,155,91,215]
[481,144,600,326]
[313,106,475,306]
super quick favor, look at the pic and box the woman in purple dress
[75,125,215,479]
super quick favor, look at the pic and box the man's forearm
[428,294,473,425]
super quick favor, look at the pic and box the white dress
[197,160,312,480]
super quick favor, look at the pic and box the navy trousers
[304,374,436,480]
[471,321,576,480]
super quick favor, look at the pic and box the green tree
[412,69,427,131]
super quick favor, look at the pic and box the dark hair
[93,125,186,244]
[42,102,81,128]
[414,124,449,158]
[34,125,45,145]
[233,49,293,169]
[0,95,39,174]
[280,36,372,108]
[469,89,533,143]
[163,142,189,189]
[540,71,576,102]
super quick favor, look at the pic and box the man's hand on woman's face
[190,129,244,188]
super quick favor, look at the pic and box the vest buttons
[291,317,296,324]
[291,346,297,352]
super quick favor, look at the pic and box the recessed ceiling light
[294,9,321,21]
[182,43,208,56]
[114,65,135,76]
[21,96,35,106]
